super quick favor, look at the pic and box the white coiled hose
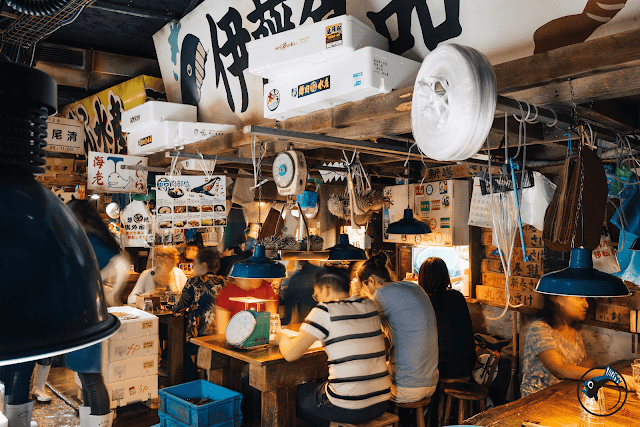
[411,44,497,161]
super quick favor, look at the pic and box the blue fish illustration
[582,366,622,400]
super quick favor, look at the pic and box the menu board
[155,175,226,230]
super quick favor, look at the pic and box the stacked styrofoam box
[247,15,420,121]
[123,101,236,156]
[75,306,160,409]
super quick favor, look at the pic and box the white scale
[225,297,276,349]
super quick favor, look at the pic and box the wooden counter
[463,360,639,426]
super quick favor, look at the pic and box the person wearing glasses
[276,267,391,427]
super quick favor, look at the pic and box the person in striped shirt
[276,266,391,426]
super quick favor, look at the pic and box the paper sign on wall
[121,201,151,248]
[155,175,226,230]
[87,152,148,194]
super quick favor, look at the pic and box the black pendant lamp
[536,140,629,297]
[0,56,120,365]
[387,183,430,235]
[327,233,367,261]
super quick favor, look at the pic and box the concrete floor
[31,366,159,427]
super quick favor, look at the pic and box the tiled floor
[31,366,159,427]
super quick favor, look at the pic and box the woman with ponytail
[357,252,439,403]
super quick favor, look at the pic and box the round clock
[225,310,257,346]
[273,152,295,189]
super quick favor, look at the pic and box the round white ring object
[412,44,497,161]
[106,202,120,219]
[225,310,257,346]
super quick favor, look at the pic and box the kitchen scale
[225,297,275,349]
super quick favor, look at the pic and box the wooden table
[190,326,328,427]
[154,309,185,386]
[463,360,640,426]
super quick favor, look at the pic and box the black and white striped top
[300,296,391,409]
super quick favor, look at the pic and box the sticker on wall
[425,184,434,196]
[439,181,448,194]
[421,201,430,212]
[431,200,440,211]
[429,218,437,230]
[415,185,425,196]
[442,195,451,209]
[441,217,451,228]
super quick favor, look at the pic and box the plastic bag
[611,185,640,236]
[519,171,556,231]
[592,226,620,274]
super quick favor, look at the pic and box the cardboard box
[59,75,165,155]
[104,334,159,362]
[102,355,158,384]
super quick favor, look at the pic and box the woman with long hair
[418,257,476,381]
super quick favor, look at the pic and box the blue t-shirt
[373,281,439,389]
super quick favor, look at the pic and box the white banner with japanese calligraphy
[120,200,152,248]
[155,175,227,230]
[46,117,85,155]
[87,152,148,194]
[154,0,640,127]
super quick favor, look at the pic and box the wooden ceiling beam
[495,26,640,94]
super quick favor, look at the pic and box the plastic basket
[159,413,242,427]
[159,380,242,427]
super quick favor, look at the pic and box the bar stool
[392,396,432,427]
[434,377,470,427]
[329,412,400,427]
[442,382,489,425]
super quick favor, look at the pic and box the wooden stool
[392,396,432,427]
[434,377,470,427]
[329,411,400,427]
[442,382,489,425]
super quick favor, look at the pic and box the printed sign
[120,201,151,248]
[295,76,330,98]
[87,152,147,194]
[155,175,226,230]
[326,22,343,48]
[45,117,85,155]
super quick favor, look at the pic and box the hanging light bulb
[536,133,628,297]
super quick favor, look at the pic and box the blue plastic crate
[159,380,242,427]
[159,412,242,427]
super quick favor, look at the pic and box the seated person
[127,246,187,304]
[521,295,636,397]
[279,260,322,325]
[358,252,439,403]
[215,277,278,334]
[276,267,390,427]
[418,257,476,380]
[173,248,226,338]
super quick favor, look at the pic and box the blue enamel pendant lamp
[386,183,430,235]
[228,243,286,279]
[327,233,367,261]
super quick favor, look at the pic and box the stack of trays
[123,101,236,156]
[152,380,243,427]
[75,306,160,409]
[247,15,420,121]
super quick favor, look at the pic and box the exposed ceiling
[2,1,640,182]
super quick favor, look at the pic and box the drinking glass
[160,294,168,309]
[578,386,605,427]
[143,299,154,312]
[632,362,640,398]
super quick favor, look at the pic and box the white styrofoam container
[248,15,388,80]
[102,354,158,384]
[121,101,197,132]
[108,306,158,340]
[107,375,158,409]
[127,121,236,156]
[264,47,420,121]
[105,334,159,362]
[173,122,236,145]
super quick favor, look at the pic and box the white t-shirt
[127,267,187,304]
